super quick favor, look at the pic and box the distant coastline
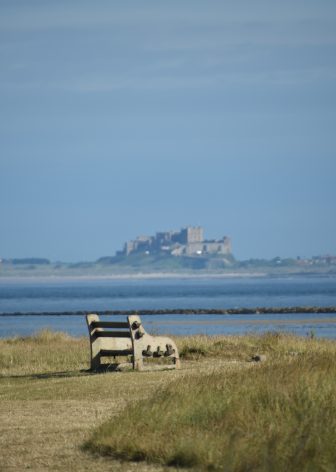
[0,271,269,283]
[1,248,336,281]
[1,270,336,284]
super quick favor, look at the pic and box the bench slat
[92,331,131,339]
[91,321,129,329]
[100,349,133,357]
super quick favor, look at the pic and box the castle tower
[222,236,232,254]
[180,226,204,244]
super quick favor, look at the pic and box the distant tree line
[1,258,50,265]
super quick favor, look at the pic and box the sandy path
[0,399,171,471]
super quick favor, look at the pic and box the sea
[1,276,336,339]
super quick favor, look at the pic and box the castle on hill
[117,226,231,258]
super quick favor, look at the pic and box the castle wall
[121,227,231,257]
[184,240,231,256]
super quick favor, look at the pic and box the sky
[0,0,335,262]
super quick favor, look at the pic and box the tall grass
[0,329,88,375]
[1,328,334,374]
[178,331,333,361]
[86,336,336,471]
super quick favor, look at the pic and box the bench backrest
[87,316,130,340]
[86,314,133,369]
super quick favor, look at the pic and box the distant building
[117,226,232,257]
[312,255,336,265]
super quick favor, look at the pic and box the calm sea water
[0,276,336,339]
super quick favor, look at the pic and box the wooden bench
[86,313,180,371]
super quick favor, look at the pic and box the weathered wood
[128,314,180,371]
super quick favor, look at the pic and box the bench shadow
[1,365,125,380]
[1,369,90,380]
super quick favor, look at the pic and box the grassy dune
[0,331,335,471]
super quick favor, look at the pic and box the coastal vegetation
[1,253,336,278]
[87,351,336,471]
[1,330,335,471]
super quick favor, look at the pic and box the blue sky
[1,0,335,261]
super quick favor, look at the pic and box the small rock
[251,354,267,362]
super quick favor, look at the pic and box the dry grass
[1,330,335,471]
[1,329,332,377]
[0,329,88,377]
[178,330,334,361]
[0,330,187,471]
[86,352,336,471]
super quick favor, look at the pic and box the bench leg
[133,355,144,371]
[91,353,101,371]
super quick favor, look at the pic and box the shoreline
[0,271,269,283]
[0,270,335,283]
